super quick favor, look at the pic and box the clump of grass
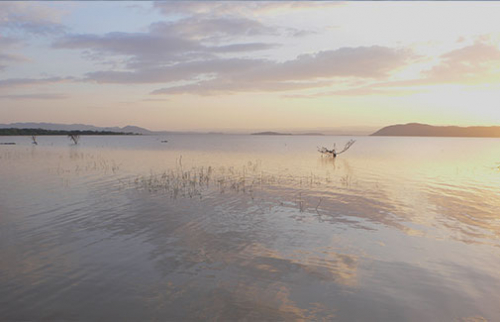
[127,156,359,215]
[134,166,215,199]
[131,159,338,203]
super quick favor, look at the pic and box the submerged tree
[318,139,355,157]
[68,133,80,145]
[31,135,38,145]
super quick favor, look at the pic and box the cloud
[149,17,277,41]
[389,41,500,87]
[0,36,18,47]
[55,31,276,59]
[53,6,317,74]
[47,3,411,96]
[53,28,278,70]
[153,1,343,17]
[151,79,333,95]
[54,31,204,64]
[0,2,67,35]
[250,46,414,81]
[0,53,27,71]
[85,58,260,84]
[210,42,279,53]
[0,53,23,62]
[0,93,67,100]
[0,54,25,71]
[50,5,352,96]
[424,41,500,83]
[151,4,324,41]
[0,77,73,90]
[80,45,413,95]
[3,21,66,35]
[294,41,500,98]
[294,87,422,98]
[0,36,28,71]
[148,46,414,95]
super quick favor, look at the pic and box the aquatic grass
[2,146,357,214]
[129,160,350,216]
[132,162,347,198]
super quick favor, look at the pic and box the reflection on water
[1,135,500,321]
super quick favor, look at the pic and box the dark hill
[371,123,500,138]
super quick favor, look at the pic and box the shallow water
[1,134,499,321]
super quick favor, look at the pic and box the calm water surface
[1,134,500,321]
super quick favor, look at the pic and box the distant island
[372,123,500,138]
[0,122,220,136]
[0,122,363,136]
[251,131,292,135]
[251,131,325,136]
[0,128,135,136]
[297,133,324,136]
[0,122,159,135]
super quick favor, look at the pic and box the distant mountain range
[0,128,135,136]
[0,123,377,136]
[251,131,326,136]
[0,123,161,135]
[251,131,292,136]
[371,123,500,137]
[4,122,499,138]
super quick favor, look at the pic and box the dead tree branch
[318,139,355,157]
[68,134,80,145]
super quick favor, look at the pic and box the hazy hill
[0,128,134,136]
[372,123,500,137]
[0,123,156,135]
[251,131,292,135]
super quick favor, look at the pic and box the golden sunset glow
[4,3,500,321]
[2,1,500,133]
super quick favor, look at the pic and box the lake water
[1,134,499,321]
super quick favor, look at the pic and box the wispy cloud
[46,3,366,97]
[0,77,74,90]
[0,36,28,71]
[0,93,67,100]
[0,53,27,71]
[73,44,413,96]
[0,2,67,35]
[84,58,261,84]
[0,36,19,47]
[423,41,500,84]
[150,46,414,95]
[285,40,500,98]
[149,17,278,41]
[53,29,278,70]
[152,2,325,40]
[153,1,343,17]
[53,31,205,64]
[151,79,334,96]
[4,3,499,101]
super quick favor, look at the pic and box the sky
[2,1,500,133]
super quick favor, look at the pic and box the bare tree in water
[318,139,355,157]
[68,133,80,145]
